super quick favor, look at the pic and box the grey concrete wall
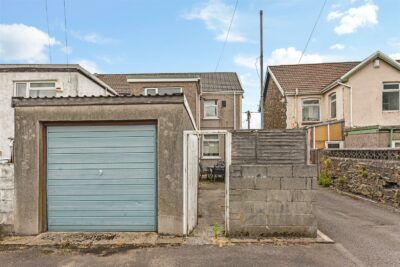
[0,163,14,233]
[0,71,109,160]
[13,100,194,235]
[232,130,307,165]
[229,165,317,237]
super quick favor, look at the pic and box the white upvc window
[202,134,220,158]
[330,93,337,119]
[302,99,320,122]
[144,87,182,96]
[391,140,400,148]
[383,83,400,111]
[14,81,57,98]
[325,141,344,149]
[204,100,218,119]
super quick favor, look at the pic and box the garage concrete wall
[229,165,317,237]
[0,163,14,233]
[13,97,194,235]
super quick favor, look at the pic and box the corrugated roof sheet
[96,72,243,94]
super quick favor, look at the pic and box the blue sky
[1,0,399,128]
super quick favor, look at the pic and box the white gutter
[201,91,244,95]
[127,78,200,83]
[338,82,353,128]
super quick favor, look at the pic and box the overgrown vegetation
[394,190,400,204]
[318,172,332,187]
[337,176,345,186]
[322,158,332,169]
[212,223,220,238]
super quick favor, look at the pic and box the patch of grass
[212,223,220,239]
[318,172,332,187]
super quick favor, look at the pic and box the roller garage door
[46,125,156,231]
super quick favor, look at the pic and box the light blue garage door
[46,125,156,231]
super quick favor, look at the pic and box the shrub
[337,176,345,186]
[318,172,332,187]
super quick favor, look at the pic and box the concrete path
[316,188,400,267]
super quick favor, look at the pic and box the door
[46,124,157,231]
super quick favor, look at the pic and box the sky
[0,0,399,128]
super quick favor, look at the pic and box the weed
[394,190,400,203]
[318,172,332,187]
[212,223,219,238]
[337,176,345,186]
[359,166,368,178]
[322,158,332,169]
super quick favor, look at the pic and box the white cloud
[330,43,345,50]
[389,53,400,60]
[75,59,100,73]
[327,11,343,21]
[234,54,258,69]
[267,47,323,65]
[183,0,247,43]
[328,3,379,35]
[0,24,58,63]
[61,46,72,54]
[71,31,116,44]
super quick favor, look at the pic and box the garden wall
[321,150,400,207]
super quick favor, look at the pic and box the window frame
[301,98,321,123]
[382,83,400,112]
[329,93,337,119]
[391,140,400,148]
[203,100,219,119]
[325,141,344,149]
[144,87,182,96]
[14,81,57,97]
[202,134,220,159]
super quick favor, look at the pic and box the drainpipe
[295,88,299,128]
[338,82,353,128]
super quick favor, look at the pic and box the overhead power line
[298,0,327,64]
[215,0,239,71]
[63,0,69,66]
[44,0,52,63]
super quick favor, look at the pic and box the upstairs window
[330,93,337,119]
[204,100,218,119]
[15,82,57,98]
[302,99,320,122]
[383,83,400,111]
[144,87,182,96]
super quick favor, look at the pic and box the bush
[318,172,332,187]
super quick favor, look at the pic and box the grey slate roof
[96,72,244,93]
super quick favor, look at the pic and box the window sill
[301,121,321,125]
[201,156,221,160]
[203,117,219,120]
[383,110,400,113]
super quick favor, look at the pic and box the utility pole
[259,10,264,129]
[246,111,251,129]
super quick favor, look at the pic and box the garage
[46,124,157,231]
[13,95,196,235]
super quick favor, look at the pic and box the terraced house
[261,51,400,149]
[96,72,243,167]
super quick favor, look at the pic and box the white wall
[0,71,108,159]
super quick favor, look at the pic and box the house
[96,72,243,167]
[0,64,116,161]
[261,51,400,149]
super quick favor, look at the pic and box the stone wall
[0,164,14,233]
[263,77,287,129]
[229,164,317,237]
[321,157,400,207]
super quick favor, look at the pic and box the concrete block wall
[0,163,14,232]
[229,164,317,237]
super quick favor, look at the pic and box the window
[392,140,400,148]
[383,83,400,111]
[302,99,320,122]
[330,93,337,119]
[325,141,344,149]
[15,82,56,98]
[204,100,218,119]
[203,134,220,158]
[144,87,182,96]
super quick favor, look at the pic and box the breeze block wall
[229,164,317,237]
[0,164,14,233]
